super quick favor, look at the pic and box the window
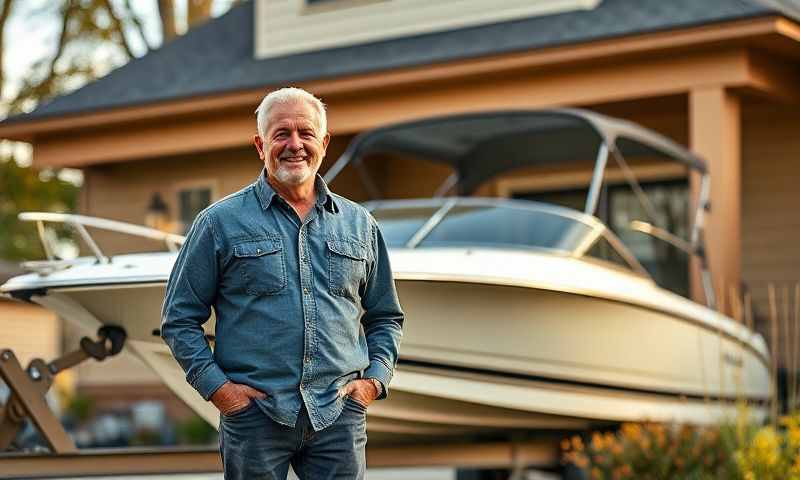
[370,205,440,247]
[175,181,216,234]
[419,205,593,253]
[515,179,690,296]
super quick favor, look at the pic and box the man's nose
[287,131,303,150]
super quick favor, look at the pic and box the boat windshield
[368,198,646,275]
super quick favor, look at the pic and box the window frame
[172,179,219,233]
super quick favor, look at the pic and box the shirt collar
[254,168,339,214]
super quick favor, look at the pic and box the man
[160,87,404,479]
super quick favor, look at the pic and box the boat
[0,109,771,441]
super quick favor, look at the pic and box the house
[2,0,800,421]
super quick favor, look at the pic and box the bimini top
[325,109,707,196]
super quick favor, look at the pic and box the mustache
[279,150,307,159]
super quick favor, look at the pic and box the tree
[0,156,79,260]
[1,0,231,261]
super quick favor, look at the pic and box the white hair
[255,87,327,139]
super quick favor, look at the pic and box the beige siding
[255,0,600,59]
[742,102,800,348]
[0,300,61,367]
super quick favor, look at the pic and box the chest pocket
[327,239,369,303]
[232,238,286,296]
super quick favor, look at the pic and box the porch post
[689,87,741,311]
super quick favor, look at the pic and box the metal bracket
[0,326,126,453]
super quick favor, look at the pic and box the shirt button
[256,248,261,253]
[304,356,311,363]
[303,288,309,295]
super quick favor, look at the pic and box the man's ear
[322,133,331,155]
[254,134,265,159]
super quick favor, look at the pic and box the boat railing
[18,212,186,272]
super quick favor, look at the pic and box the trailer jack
[0,325,126,453]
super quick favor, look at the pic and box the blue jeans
[219,397,367,479]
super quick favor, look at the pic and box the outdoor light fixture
[145,192,171,232]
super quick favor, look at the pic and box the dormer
[255,0,602,59]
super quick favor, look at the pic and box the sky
[1,0,237,183]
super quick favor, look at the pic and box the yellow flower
[752,428,780,467]
[572,435,584,452]
[592,432,605,450]
[622,423,642,441]
[611,442,623,456]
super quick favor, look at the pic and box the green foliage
[130,428,163,446]
[0,156,78,261]
[175,414,217,445]
[65,391,94,422]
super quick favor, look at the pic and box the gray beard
[274,164,311,185]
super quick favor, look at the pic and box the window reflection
[371,206,440,247]
[419,205,593,252]
[516,179,689,296]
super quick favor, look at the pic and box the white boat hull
[12,247,769,436]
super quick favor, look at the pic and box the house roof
[5,0,797,124]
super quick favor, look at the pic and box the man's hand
[339,379,379,408]
[211,381,267,416]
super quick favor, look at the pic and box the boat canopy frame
[324,108,715,307]
[13,212,185,275]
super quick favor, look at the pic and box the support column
[689,87,741,311]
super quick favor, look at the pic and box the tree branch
[46,0,74,82]
[158,0,176,43]
[187,0,213,30]
[98,0,133,59]
[0,0,14,100]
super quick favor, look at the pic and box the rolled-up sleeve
[360,219,404,399]
[161,212,228,401]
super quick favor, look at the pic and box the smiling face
[254,99,330,188]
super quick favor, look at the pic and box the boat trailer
[0,326,126,454]
[0,326,559,478]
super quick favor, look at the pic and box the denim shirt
[160,170,404,431]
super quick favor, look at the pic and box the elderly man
[160,87,404,479]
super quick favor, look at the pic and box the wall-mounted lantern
[145,192,171,232]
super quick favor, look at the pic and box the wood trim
[743,50,800,103]
[689,87,741,311]
[0,16,794,141]
[29,49,752,168]
[776,16,800,42]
